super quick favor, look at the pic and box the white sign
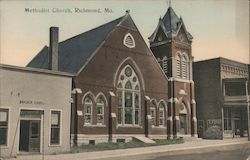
[0,111,7,122]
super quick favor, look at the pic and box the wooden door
[29,121,40,152]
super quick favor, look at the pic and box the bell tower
[149,6,193,79]
[149,6,197,138]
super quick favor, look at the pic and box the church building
[28,7,197,145]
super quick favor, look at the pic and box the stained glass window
[84,96,92,125]
[117,65,141,126]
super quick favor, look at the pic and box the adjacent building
[193,57,250,140]
[0,65,72,157]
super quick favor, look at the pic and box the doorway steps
[132,136,156,144]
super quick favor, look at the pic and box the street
[5,139,250,160]
[107,143,250,160]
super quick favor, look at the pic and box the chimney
[49,27,59,71]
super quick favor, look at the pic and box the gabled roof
[28,12,137,74]
[149,6,193,42]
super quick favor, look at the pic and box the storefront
[223,78,249,138]
[223,106,248,138]
[0,65,72,158]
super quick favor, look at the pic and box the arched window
[123,33,135,48]
[159,102,165,127]
[84,96,93,125]
[176,54,181,78]
[176,53,189,79]
[181,56,187,79]
[181,53,189,79]
[96,97,105,125]
[150,100,157,126]
[117,65,141,126]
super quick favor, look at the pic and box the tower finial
[169,0,171,7]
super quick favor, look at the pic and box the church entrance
[179,102,188,135]
[179,114,187,134]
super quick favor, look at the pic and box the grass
[70,138,184,153]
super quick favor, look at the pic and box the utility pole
[247,103,250,141]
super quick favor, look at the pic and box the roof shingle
[27,16,124,74]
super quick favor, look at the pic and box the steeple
[149,6,192,43]
[162,6,180,33]
[149,6,193,79]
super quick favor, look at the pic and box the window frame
[175,52,190,79]
[49,109,62,146]
[223,107,232,131]
[96,97,105,126]
[123,33,136,48]
[0,107,9,147]
[83,96,93,126]
[150,101,157,127]
[158,102,165,127]
[117,65,141,127]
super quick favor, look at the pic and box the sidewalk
[6,138,250,160]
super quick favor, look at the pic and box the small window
[159,103,165,127]
[50,111,61,145]
[0,109,8,145]
[96,97,105,125]
[123,33,135,48]
[150,101,157,126]
[84,96,93,125]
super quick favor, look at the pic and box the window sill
[152,126,166,129]
[0,145,8,149]
[49,144,61,147]
[83,125,106,128]
[117,125,142,128]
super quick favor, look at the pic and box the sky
[0,0,249,67]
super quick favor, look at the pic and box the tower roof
[161,6,180,33]
[149,6,193,43]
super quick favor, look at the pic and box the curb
[82,141,250,160]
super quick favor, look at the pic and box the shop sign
[20,100,45,105]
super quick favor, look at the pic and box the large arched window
[150,100,157,126]
[117,65,141,126]
[96,97,105,125]
[84,96,93,125]
[159,102,166,127]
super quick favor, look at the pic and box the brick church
[28,6,197,145]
